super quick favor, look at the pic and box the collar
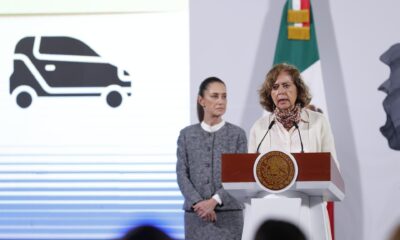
[201,120,226,133]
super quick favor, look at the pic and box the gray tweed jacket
[176,122,247,211]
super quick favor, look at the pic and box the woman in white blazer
[248,63,339,240]
[248,63,339,169]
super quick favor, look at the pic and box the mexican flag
[273,0,328,115]
[273,0,334,239]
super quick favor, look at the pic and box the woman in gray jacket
[176,77,247,240]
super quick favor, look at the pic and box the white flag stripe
[292,0,301,10]
[292,0,303,27]
[301,61,329,116]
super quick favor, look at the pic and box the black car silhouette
[10,36,132,108]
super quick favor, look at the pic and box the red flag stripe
[300,0,310,26]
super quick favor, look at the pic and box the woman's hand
[204,210,217,222]
[193,199,218,221]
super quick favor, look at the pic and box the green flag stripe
[288,0,293,10]
[273,0,319,72]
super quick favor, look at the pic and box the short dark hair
[259,63,312,112]
[254,219,307,240]
[121,225,173,240]
[197,77,225,122]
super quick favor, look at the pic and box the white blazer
[248,108,340,170]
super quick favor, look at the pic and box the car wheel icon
[16,91,33,108]
[106,91,123,108]
[12,86,37,109]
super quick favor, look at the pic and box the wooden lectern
[221,153,345,240]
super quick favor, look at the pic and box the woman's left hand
[204,210,217,222]
[193,198,218,219]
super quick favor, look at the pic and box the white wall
[190,0,400,239]
[321,1,400,239]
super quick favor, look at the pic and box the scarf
[274,104,301,130]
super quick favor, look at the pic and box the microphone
[256,120,275,153]
[293,122,304,153]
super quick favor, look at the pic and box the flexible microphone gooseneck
[256,120,275,153]
[293,121,304,153]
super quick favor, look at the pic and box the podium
[221,153,345,240]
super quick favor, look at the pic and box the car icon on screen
[10,36,132,108]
